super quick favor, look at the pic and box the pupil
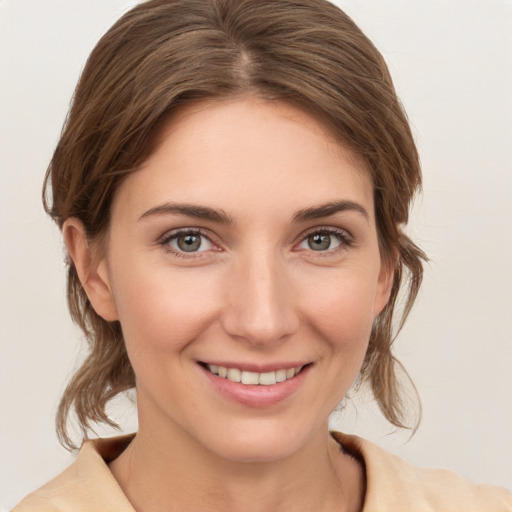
[178,234,201,252]
[308,234,330,251]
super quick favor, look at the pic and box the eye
[161,230,214,254]
[303,233,340,251]
[296,228,352,253]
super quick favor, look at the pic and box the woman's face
[89,97,392,462]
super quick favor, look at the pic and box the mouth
[198,361,312,407]
[200,362,311,386]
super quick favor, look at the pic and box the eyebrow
[292,200,370,223]
[139,199,369,225]
[139,203,234,225]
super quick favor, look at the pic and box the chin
[197,417,320,464]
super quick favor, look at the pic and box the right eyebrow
[292,200,370,224]
[138,202,234,225]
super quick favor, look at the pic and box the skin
[64,97,394,512]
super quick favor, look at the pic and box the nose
[221,250,299,347]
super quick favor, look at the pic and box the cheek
[302,268,378,352]
[110,261,223,358]
[295,268,379,411]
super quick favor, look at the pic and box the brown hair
[44,0,426,450]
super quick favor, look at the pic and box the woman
[13,0,511,510]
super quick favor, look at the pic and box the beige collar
[14,431,512,512]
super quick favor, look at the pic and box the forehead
[113,97,374,222]
[151,96,369,176]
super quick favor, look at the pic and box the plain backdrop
[1,0,511,509]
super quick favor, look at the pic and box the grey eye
[168,232,213,253]
[298,232,343,252]
[307,233,336,251]
[177,234,202,252]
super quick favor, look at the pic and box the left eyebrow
[292,200,370,224]
[138,202,234,225]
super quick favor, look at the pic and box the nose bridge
[223,245,297,346]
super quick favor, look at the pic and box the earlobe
[62,218,119,322]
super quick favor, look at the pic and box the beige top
[13,432,512,512]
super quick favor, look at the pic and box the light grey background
[1,0,511,509]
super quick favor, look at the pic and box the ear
[63,218,119,322]
[373,257,396,318]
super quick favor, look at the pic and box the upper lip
[198,361,312,373]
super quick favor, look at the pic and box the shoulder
[332,431,512,512]
[12,436,135,512]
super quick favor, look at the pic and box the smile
[205,364,305,386]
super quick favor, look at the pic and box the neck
[109,410,364,512]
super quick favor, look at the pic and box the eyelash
[158,226,354,258]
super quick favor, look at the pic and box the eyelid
[296,225,353,241]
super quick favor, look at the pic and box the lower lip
[199,364,311,407]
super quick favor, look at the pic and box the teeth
[241,371,259,385]
[227,368,241,383]
[259,371,276,385]
[206,364,304,385]
[275,369,287,383]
